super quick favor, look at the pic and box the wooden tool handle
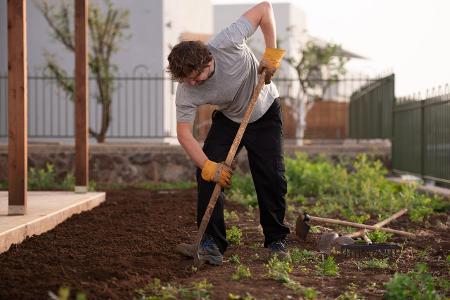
[310,215,414,237]
[195,70,267,246]
[346,208,408,238]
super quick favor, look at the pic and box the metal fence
[392,91,450,186]
[0,71,176,139]
[349,74,395,139]
[0,73,373,140]
[349,74,450,186]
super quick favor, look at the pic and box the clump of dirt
[0,189,448,299]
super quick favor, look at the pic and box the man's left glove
[258,48,286,84]
[201,159,233,188]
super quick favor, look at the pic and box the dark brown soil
[0,189,448,300]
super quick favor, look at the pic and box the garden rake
[296,209,413,257]
[192,70,267,267]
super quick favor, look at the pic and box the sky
[212,0,450,96]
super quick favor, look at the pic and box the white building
[0,0,212,143]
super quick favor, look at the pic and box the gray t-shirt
[175,16,279,124]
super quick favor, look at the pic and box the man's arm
[243,1,277,48]
[177,122,208,169]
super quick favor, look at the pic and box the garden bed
[0,187,448,299]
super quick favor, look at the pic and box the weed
[316,256,339,277]
[265,255,292,283]
[224,209,239,222]
[249,243,260,250]
[384,263,443,300]
[227,172,258,207]
[355,258,390,270]
[229,254,241,264]
[310,226,322,233]
[48,287,86,300]
[290,248,316,265]
[228,292,256,300]
[226,226,242,245]
[367,230,393,243]
[231,264,251,281]
[137,278,212,300]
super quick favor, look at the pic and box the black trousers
[196,98,290,254]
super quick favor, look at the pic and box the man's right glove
[258,48,286,84]
[201,159,233,188]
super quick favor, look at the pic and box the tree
[285,41,349,144]
[36,0,130,143]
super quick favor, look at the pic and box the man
[167,1,290,266]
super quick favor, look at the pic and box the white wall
[0,0,213,141]
[213,2,306,99]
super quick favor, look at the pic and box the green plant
[316,256,339,276]
[49,287,86,300]
[228,292,255,300]
[224,209,240,222]
[367,230,393,243]
[290,248,316,265]
[356,258,390,270]
[229,254,241,264]
[227,172,258,207]
[384,263,443,300]
[226,226,242,245]
[0,181,7,189]
[137,278,213,300]
[231,264,251,281]
[265,255,293,283]
[28,163,57,190]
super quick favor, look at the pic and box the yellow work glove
[201,159,233,188]
[258,48,286,84]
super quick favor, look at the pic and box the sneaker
[268,239,290,260]
[175,235,223,266]
[199,235,223,265]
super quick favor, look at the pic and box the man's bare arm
[177,122,208,169]
[243,1,277,48]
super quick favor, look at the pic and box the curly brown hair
[167,41,212,82]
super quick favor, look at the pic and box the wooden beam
[74,0,89,193]
[7,0,27,215]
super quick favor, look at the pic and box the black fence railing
[349,74,450,186]
[0,74,374,140]
[0,73,176,139]
[349,74,395,139]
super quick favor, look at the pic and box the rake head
[340,243,401,258]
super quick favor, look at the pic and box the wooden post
[7,0,28,215]
[74,0,89,193]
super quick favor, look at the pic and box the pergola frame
[7,0,89,215]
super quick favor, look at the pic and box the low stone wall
[0,142,390,184]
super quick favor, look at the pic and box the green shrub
[226,226,242,245]
[384,263,443,300]
[231,264,251,281]
[356,258,390,270]
[285,153,346,198]
[265,256,292,283]
[224,209,239,222]
[228,154,441,223]
[228,292,256,300]
[137,278,213,300]
[290,248,316,265]
[316,256,339,277]
[229,254,241,264]
[228,172,258,207]
[28,163,57,190]
[367,230,393,243]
